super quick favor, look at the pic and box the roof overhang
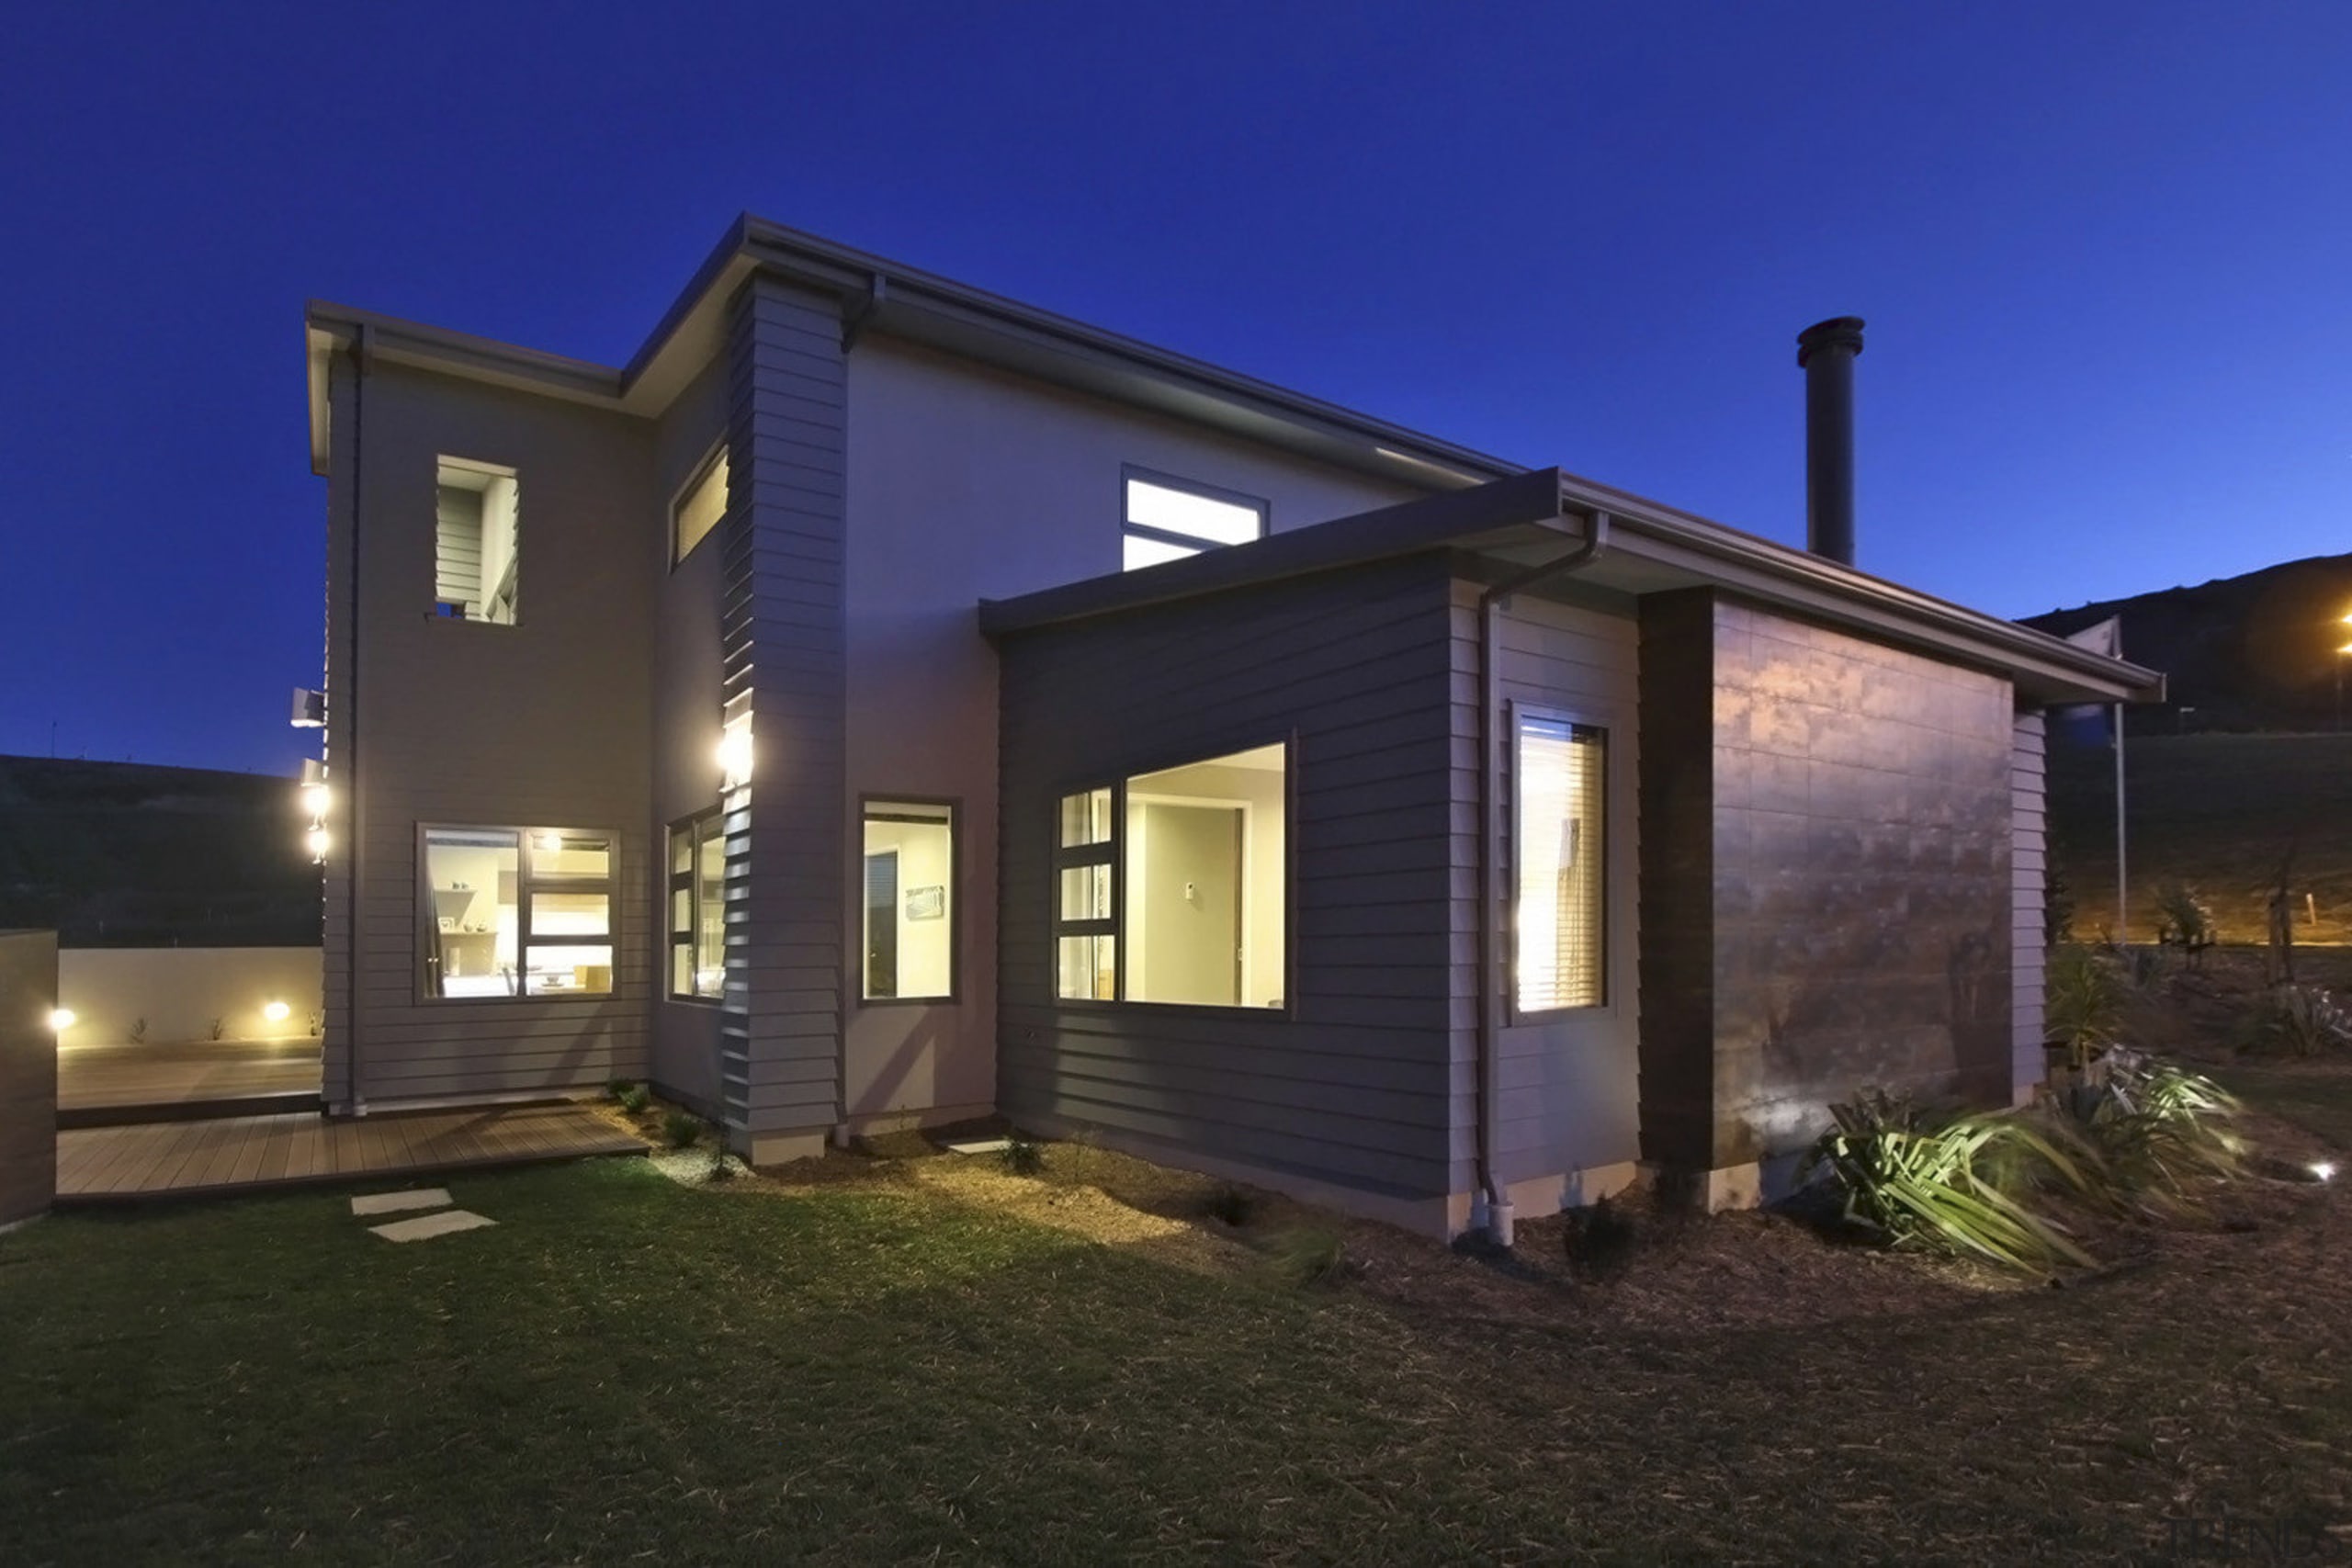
[980,468,2165,707]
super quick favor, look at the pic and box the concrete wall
[54,947,322,1046]
[842,337,1421,1131]
[1639,591,2015,1197]
[0,931,56,1227]
[323,357,655,1111]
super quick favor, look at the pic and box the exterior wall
[2011,709,2048,1102]
[648,356,732,1117]
[323,359,655,1110]
[0,931,57,1227]
[53,947,322,1047]
[1446,580,1644,1214]
[842,338,1420,1134]
[718,278,850,1161]
[996,556,1461,1201]
[1639,591,2015,1191]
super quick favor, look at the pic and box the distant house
[300,216,2159,1237]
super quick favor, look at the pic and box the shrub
[1265,1224,1349,1288]
[306,1010,322,1038]
[1561,1194,1639,1280]
[2045,944,2127,1070]
[999,1133,1045,1176]
[206,1018,224,1042]
[2154,881,2218,960]
[617,1084,651,1115]
[1203,1184,1260,1226]
[2237,984,2352,1057]
[606,1078,636,1101]
[1802,1090,2097,1272]
[2083,1052,2245,1206]
[662,1110,702,1149]
[128,1017,147,1044]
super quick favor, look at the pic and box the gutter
[344,323,372,1117]
[1475,505,1611,1247]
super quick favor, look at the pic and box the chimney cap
[1797,316,1866,368]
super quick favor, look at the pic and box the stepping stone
[351,1188,452,1217]
[369,1210,496,1243]
[944,1138,1012,1156]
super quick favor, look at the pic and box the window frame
[667,807,727,1005]
[430,455,522,626]
[1048,735,1295,1017]
[415,822,620,1004]
[669,442,729,570]
[1120,464,1270,567]
[857,794,962,1008]
[1506,702,1612,1022]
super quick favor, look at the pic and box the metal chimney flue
[1796,316,1865,567]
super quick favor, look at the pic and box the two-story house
[301,215,2159,1239]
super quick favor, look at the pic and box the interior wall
[1125,758,1286,1008]
[862,816,954,999]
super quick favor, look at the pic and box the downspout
[345,324,372,1116]
[1475,506,1611,1246]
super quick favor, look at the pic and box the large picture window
[1053,742,1287,1009]
[423,827,613,998]
[1121,468,1268,571]
[862,800,956,1001]
[1513,714,1607,1012]
[668,811,726,1000]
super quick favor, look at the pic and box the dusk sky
[4,2,2347,775]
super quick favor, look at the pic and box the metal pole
[2114,703,2128,942]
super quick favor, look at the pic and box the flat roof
[979,469,2165,706]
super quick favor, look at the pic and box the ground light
[263,1001,291,1023]
[49,1008,75,1032]
[2312,1161,2337,1183]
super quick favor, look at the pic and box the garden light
[263,1001,291,1023]
[2312,1162,2337,1183]
[49,1009,75,1032]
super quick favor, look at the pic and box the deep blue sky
[5,3,2347,774]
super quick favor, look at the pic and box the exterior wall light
[717,718,754,791]
[264,1001,291,1023]
[300,782,331,818]
[49,1008,75,1032]
[306,827,331,862]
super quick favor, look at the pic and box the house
[300,216,2160,1239]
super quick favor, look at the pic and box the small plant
[1561,1193,1639,1280]
[606,1077,636,1102]
[306,1010,322,1038]
[128,1017,148,1044]
[2045,944,2127,1071]
[1802,1090,2097,1272]
[2154,881,2217,964]
[999,1132,1045,1176]
[1265,1224,1350,1288]
[2237,984,2352,1057]
[662,1110,702,1149]
[616,1083,651,1115]
[1203,1184,1260,1226]
[206,1017,224,1042]
[2082,1052,2245,1207]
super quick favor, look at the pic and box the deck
[59,1039,322,1124]
[56,1100,646,1204]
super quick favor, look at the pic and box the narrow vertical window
[673,447,729,566]
[861,801,955,1001]
[668,810,726,1001]
[1513,715,1607,1011]
[1121,468,1267,570]
[434,457,520,623]
[1053,786,1117,998]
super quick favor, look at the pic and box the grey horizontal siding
[997,554,1461,1200]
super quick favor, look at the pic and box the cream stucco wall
[56,947,324,1046]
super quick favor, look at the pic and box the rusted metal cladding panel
[1710,599,2015,1161]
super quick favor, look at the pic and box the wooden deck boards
[58,1040,322,1112]
[55,1102,645,1203]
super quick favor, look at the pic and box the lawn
[5,1120,2352,1563]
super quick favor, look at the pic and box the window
[1053,742,1287,1008]
[668,811,726,1000]
[434,457,520,623]
[1513,714,1607,1012]
[1121,468,1267,571]
[673,448,729,566]
[861,801,956,1001]
[422,827,613,998]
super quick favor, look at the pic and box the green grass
[6,1156,2352,1562]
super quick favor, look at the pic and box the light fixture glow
[49,1008,75,1032]
[534,831,564,854]
[300,781,331,817]
[263,1000,291,1023]
[717,720,754,789]
[2312,1161,2337,1183]
[306,827,331,862]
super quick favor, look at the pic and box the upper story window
[1122,468,1267,571]
[673,448,729,567]
[1512,712,1607,1013]
[435,457,520,624]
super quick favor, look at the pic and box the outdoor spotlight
[263,1000,291,1023]
[49,1008,75,1032]
[306,827,331,862]
[2312,1161,2337,1183]
[717,721,754,790]
[300,781,331,817]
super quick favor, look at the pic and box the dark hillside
[0,756,321,946]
